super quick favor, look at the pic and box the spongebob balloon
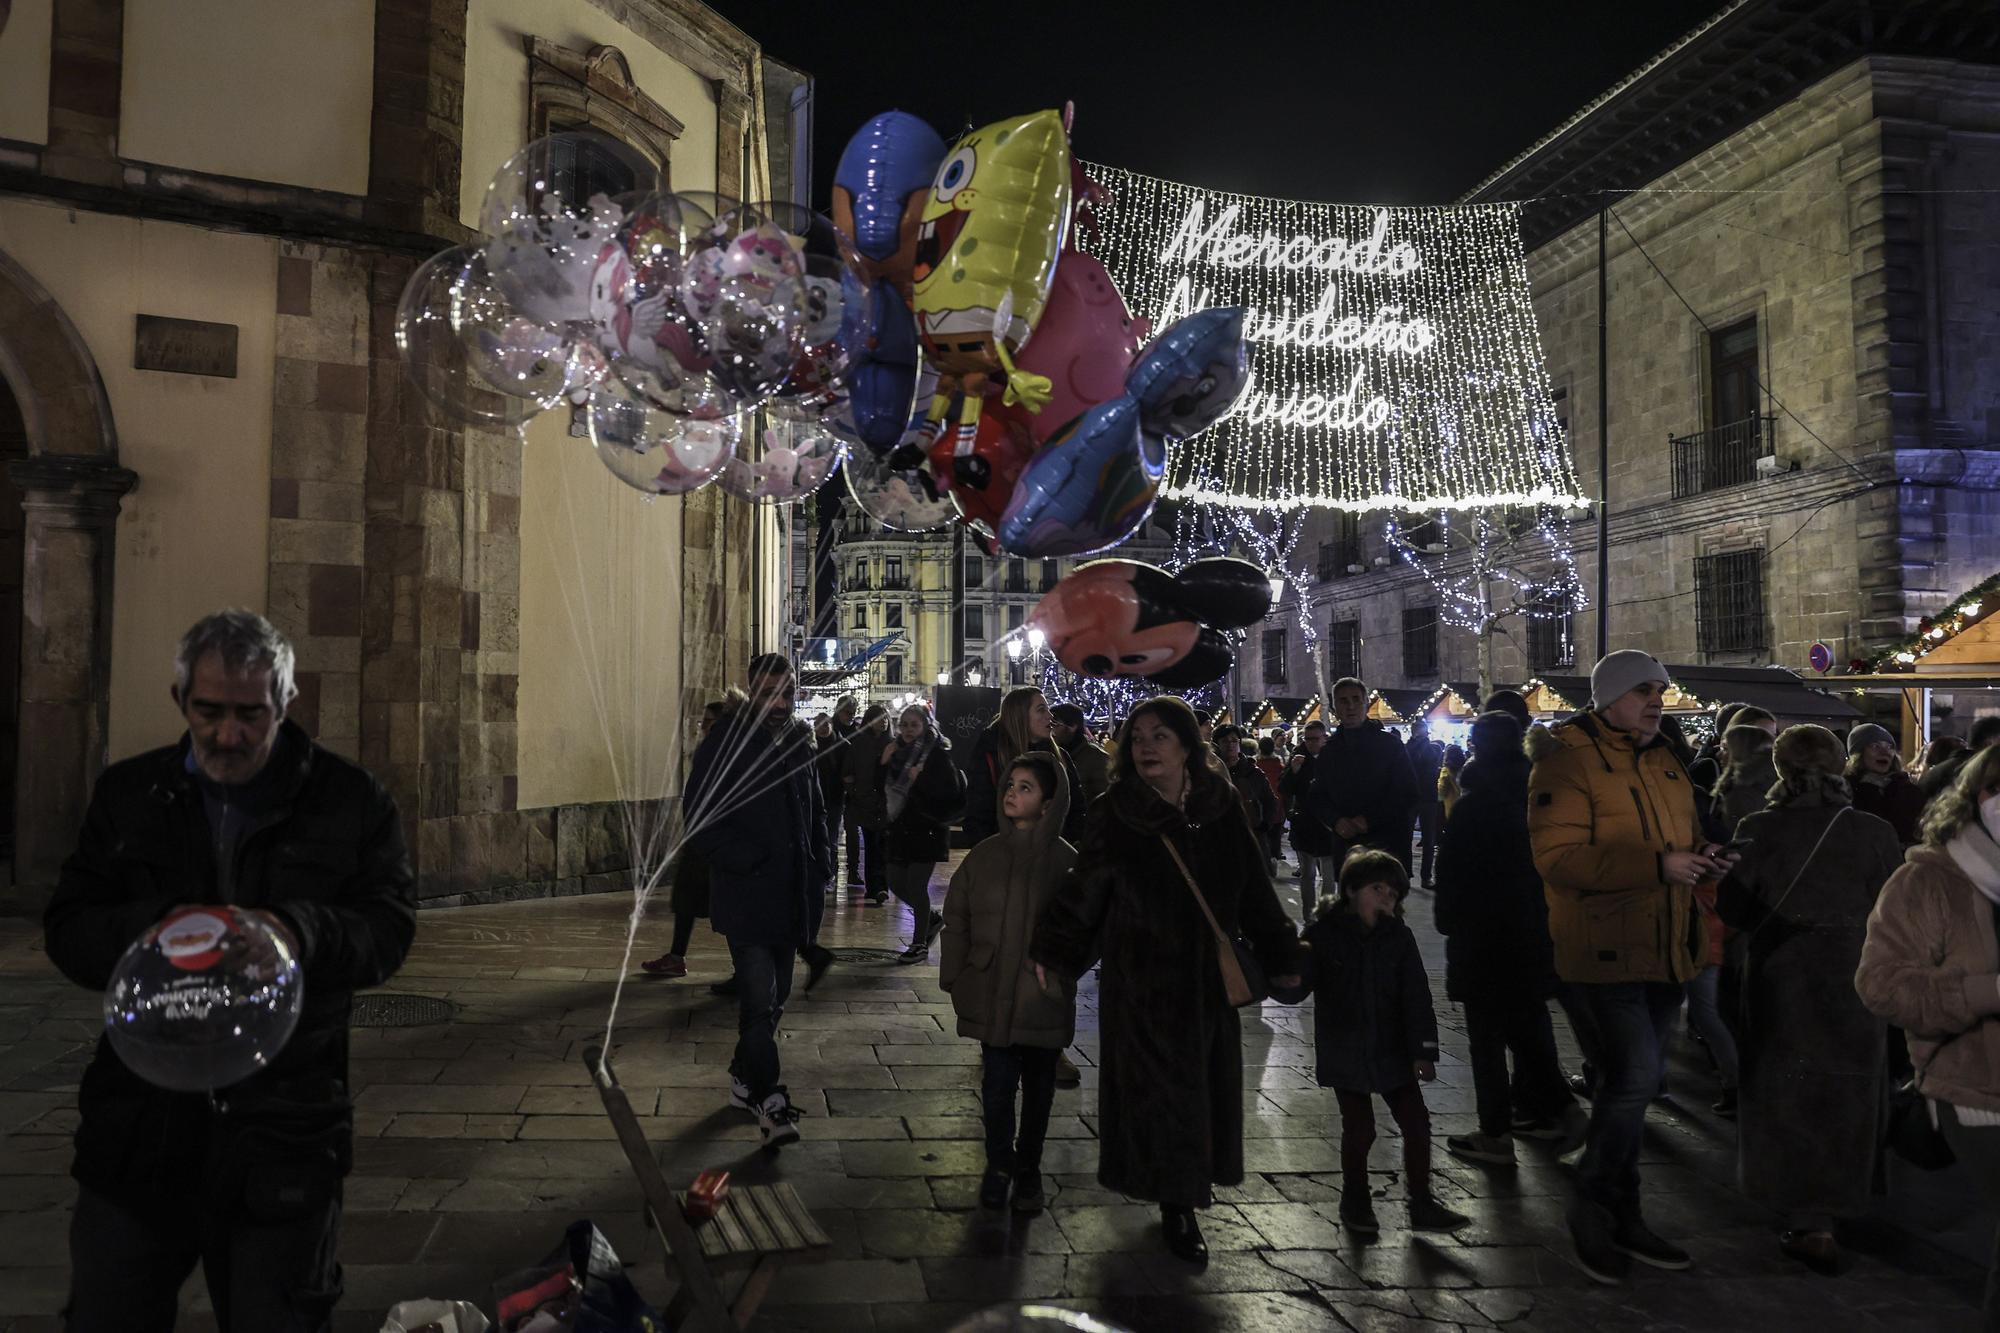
[901,108,1071,480]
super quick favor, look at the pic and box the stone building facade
[0,0,800,909]
[1245,2,2000,711]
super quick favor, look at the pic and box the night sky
[713,0,1727,207]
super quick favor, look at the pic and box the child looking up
[1297,849,1469,1236]
[941,753,1078,1215]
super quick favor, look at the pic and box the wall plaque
[134,315,239,379]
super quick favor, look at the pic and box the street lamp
[936,669,950,686]
[1006,637,1023,660]
[968,668,984,687]
[1027,627,1047,652]
[1268,573,1286,604]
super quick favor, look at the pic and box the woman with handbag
[1857,744,2000,1327]
[1030,696,1301,1265]
[1717,725,1904,1275]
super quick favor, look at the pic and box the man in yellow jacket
[1527,649,1735,1286]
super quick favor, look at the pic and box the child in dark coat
[1295,850,1469,1235]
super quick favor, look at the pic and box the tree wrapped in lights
[1385,505,1588,697]
[1082,163,1587,515]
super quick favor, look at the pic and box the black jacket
[1432,750,1557,1003]
[1297,903,1439,1093]
[815,717,857,805]
[1279,751,1333,855]
[874,735,965,863]
[961,724,1085,845]
[684,709,832,947]
[1225,755,1278,831]
[1407,736,1446,802]
[44,721,416,1203]
[1303,721,1419,866]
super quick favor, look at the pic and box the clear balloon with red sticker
[104,905,304,1093]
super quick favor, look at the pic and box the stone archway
[0,247,134,910]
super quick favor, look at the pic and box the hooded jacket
[940,758,1079,1048]
[1526,711,1706,985]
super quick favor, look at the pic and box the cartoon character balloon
[1027,557,1272,689]
[1124,307,1251,442]
[899,109,1072,469]
[719,405,848,505]
[929,405,1037,545]
[996,396,1161,558]
[480,132,662,331]
[1008,250,1149,446]
[588,373,741,496]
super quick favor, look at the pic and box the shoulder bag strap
[1758,805,1849,929]
[1159,833,1253,1003]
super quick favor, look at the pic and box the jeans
[1683,965,1740,1090]
[1573,981,1684,1212]
[1335,1084,1432,1198]
[1463,994,1572,1137]
[1296,852,1340,917]
[887,860,937,938]
[1938,1102,2000,1330]
[1415,799,1442,886]
[727,938,796,1102]
[65,1184,343,1333]
[982,1044,1060,1174]
[1554,981,1609,1075]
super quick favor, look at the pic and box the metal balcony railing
[1317,540,1361,582]
[1670,415,1774,498]
[881,576,909,591]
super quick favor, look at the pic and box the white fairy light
[1081,162,1587,514]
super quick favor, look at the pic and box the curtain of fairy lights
[1081,162,1586,515]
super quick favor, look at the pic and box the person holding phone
[1528,651,1739,1287]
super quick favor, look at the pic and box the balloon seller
[44,611,416,1333]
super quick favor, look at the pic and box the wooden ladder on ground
[585,1046,831,1331]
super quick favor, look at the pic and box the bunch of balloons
[394,131,876,505]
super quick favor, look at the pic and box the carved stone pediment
[525,37,685,147]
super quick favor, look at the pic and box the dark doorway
[0,379,22,870]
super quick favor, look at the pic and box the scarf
[884,732,937,823]
[1949,821,2000,906]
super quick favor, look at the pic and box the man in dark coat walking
[683,653,833,1147]
[1280,720,1336,915]
[45,610,416,1333]
[1407,719,1446,889]
[1305,677,1420,875]
[817,696,862,888]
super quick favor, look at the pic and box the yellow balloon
[910,109,1071,377]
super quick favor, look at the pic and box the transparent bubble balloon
[396,245,599,425]
[719,404,849,504]
[479,131,662,331]
[845,421,956,531]
[703,273,810,404]
[945,1308,1135,1333]
[590,191,718,398]
[105,906,303,1093]
[772,210,873,411]
[589,374,742,495]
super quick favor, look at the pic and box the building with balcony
[0,0,804,906]
[1245,0,2000,712]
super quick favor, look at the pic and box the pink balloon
[1006,251,1149,446]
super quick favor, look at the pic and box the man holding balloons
[45,610,416,1333]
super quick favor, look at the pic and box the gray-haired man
[46,610,416,1332]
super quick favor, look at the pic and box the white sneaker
[756,1090,801,1148]
[728,1073,751,1111]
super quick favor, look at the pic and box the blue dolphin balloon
[1124,307,1250,442]
[996,396,1163,558]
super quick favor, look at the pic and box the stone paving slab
[0,856,1993,1331]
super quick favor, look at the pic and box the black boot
[978,1165,1011,1210]
[1161,1206,1208,1264]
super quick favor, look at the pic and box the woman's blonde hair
[994,686,1045,768]
[1920,745,2000,848]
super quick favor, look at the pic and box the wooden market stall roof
[1518,666,1859,721]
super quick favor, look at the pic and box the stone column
[8,455,136,908]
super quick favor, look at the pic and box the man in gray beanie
[1527,647,1737,1285]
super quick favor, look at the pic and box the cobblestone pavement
[1,854,1994,1331]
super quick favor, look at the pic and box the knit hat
[1589,649,1670,710]
[1846,722,1895,755]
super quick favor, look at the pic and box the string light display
[1873,571,1999,670]
[1383,505,1588,635]
[1082,162,1588,515]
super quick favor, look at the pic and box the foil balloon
[844,283,923,452]
[719,405,848,504]
[906,109,1072,461]
[996,396,1162,558]
[1027,557,1272,690]
[845,427,956,532]
[105,905,303,1093]
[1124,307,1251,442]
[395,245,595,425]
[831,110,948,295]
[1010,250,1149,447]
[929,403,1036,544]
[480,132,662,331]
[588,375,741,495]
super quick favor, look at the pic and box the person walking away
[1281,720,1337,916]
[1407,720,1447,890]
[1049,702,1111,810]
[1031,697,1301,1264]
[1437,744,1467,820]
[1847,723,1924,847]
[1215,725,1279,867]
[1716,725,1901,1274]
[1304,677,1420,876]
[682,653,832,1147]
[645,701,724,978]
[1255,735,1287,866]
[1528,650,1735,1285]
[45,611,417,1333]
[965,686,1085,845]
[842,704,892,904]
[1287,850,1469,1233]
[1435,712,1582,1166]
[941,754,1079,1215]
[1856,744,2000,1327]
[1919,715,2000,804]
[817,696,862,890]
[876,703,966,961]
